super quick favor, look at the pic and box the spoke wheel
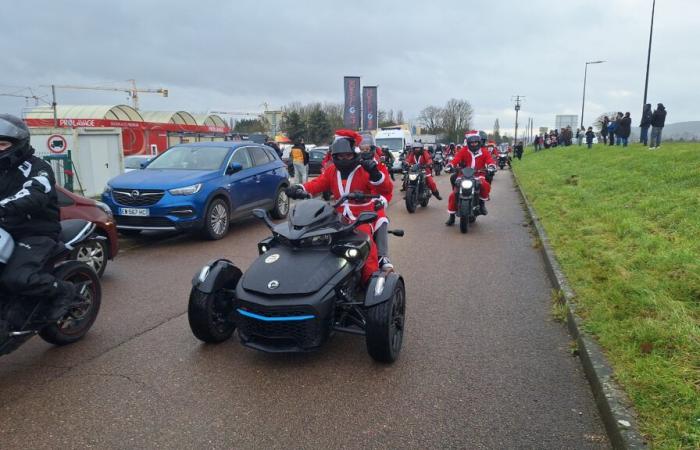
[71,239,107,277]
[270,187,290,219]
[202,199,229,240]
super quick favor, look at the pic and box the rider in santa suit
[404,142,442,200]
[286,130,393,282]
[444,132,495,225]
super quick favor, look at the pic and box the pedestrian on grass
[607,115,618,146]
[639,104,652,146]
[617,112,632,147]
[649,103,667,149]
[576,128,584,146]
[601,116,610,145]
[533,135,541,151]
[585,127,595,149]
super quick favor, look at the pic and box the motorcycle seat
[59,219,95,250]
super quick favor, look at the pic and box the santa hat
[334,129,363,152]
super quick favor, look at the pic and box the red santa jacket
[448,147,475,170]
[303,163,393,231]
[405,150,434,175]
[473,147,496,173]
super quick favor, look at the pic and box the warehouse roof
[24,104,144,121]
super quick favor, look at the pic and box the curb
[511,169,648,449]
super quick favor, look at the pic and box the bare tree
[441,98,473,143]
[396,110,404,124]
[418,106,444,134]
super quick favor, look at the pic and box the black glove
[0,207,5,218]
[285,184,307,199]
[360,157,381,181]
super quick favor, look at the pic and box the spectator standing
[585,127,595,149]
[649,103,667,149]
[514,141,524,160]
[617,112,632,147]
[533,135,540,151]
[608,114,619,146]
[576,128,584,146]
[290,140,309,184]
[639,104,652,146]
[601,116,610,145]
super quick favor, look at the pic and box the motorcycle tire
[365,278,405,363]
[405,187,417,213]
[459,214,469,234]
[39,261,101,346]
[420,196,429,208]
[188,289,236,343]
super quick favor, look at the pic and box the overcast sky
[2,0,698,134]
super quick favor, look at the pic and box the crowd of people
[532,103,667,151]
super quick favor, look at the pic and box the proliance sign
[25,118,228,134]
[362,86,377,131]
[343,76,361,130]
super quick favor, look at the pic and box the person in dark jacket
[612,112,623,146]
[649,103,667,149]
[0,114,78,320]
[639,104,652,146]
[265,138,283,158]
[617,112,632,147]
[601,116,610,145]
[585,127,595,149]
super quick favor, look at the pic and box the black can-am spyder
[187,193,406,363]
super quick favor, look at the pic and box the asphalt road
[0,170,609,449]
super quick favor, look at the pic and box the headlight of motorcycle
[460,180,474,190]
[169,183,203,196]
[408,174,418,181]
[94,201,114,220]
[297,234,332,247]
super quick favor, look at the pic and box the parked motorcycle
[432,150,445,176]
[0,220,102,357]
[497,149,511,170]
[188,193,406,363]
[454,167,484,234]
[403,163,432,213]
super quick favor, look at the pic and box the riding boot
[445,213,455,226]
[479,200,488,216]
[433,191,442,200]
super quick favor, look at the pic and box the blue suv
[103,142,290,240]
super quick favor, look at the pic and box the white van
[375,127,413,153]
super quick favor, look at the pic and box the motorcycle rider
[444,133,495,225]
[285,130,393,282]
[404,142,442,200]
[0,114,77,320]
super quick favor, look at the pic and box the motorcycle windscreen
[240,245,349,295]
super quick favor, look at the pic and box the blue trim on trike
[237,309,314,322]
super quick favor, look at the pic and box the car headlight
[103,184,112,195]
[169,183,203,196]
[94,201,114,219]
[408,174,418,181]
[461,180,474,190]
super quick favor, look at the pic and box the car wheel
[270,187,290,219]
[70,239,108,278]
[201,198,229,240]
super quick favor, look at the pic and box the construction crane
[0,92,50,106]
[44,79,168,110]
[208,110,262,117]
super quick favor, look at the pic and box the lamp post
[580,60,606,129]
[642,0,656,110]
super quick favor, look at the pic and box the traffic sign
[47,135,68,154]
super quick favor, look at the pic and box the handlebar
[332,192,380,209]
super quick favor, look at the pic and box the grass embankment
[513,142,700,448]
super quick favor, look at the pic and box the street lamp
[642,0,656,111]
[580,60,606,129]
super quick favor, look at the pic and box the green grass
[513,142,700,449]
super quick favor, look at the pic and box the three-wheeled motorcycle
[187,193,406,363]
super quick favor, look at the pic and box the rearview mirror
[355,211,378,225]
[226,162,243,174]
[139,161,149,169]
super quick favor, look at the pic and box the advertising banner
[343,76,361,129]
[362,86,378,131]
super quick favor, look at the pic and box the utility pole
[642,0,656,112]
[51,85,57,127]
[512,95,525,145]
[581,60,606,128]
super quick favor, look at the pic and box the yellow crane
[45,79,168,110]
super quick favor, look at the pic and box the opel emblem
[267,280,279,290]
[265,254,280,264]
[131,190,140,197]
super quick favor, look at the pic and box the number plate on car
[119,208,149,217]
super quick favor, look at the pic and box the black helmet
[466,134,481,153]
[0,114,33,170]
[411,142,423,153]
[331,138,359,171]
[478,130,488,146]
[449,143,455,150]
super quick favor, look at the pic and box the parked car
[102,142,290,240]
[307,147,328,176]
[57,185,119,277]
[124,155,152,173]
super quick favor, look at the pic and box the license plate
[119,207,149,217]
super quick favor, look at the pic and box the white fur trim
[368,171,385,186]
[447,209,457,214]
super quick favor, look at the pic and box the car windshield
[309,150,326,161]
[146,146,230,171]
[375,138,403,151]
[125,157,148,169]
